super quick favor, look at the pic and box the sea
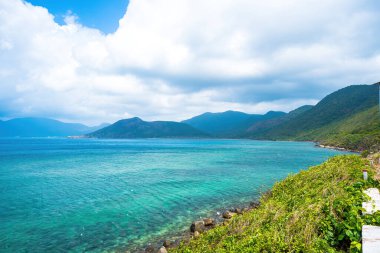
[0,138,349,252]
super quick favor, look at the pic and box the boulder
[190,220,205,233]
[157,246,168,253]
[232,208,242,214]
[249,201,260,209]
[193,231,200,238]
[203,218,215,226]
[163,240,172,248]
[145,245,155,253]
[222,211,235,219]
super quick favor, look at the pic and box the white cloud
[0,0,379,124]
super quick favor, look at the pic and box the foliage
[171,155,380,253]
[361,150,370,158]
[310,106,380,151]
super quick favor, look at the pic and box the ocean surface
[0,138,348,252]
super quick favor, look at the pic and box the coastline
[134,141,354,253]
[136,200,261,253]
[315,143,358,153]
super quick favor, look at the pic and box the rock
[203,218,215,226]
[232,208,242,214]
[190,220,205,233]
[249,201,259,209]
[157,246,168,253]
[242,207,249,213]
[193,231,200,238]
[163,240,172,248]
[145,245,155,253]
[222,211,235,219]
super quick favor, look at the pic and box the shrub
[361,150,370,158]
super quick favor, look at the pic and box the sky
[0,0,379,125]
[26,0,129,33]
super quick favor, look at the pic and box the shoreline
[314,143,358,153]
[132,142,353,253]
[137,143,355,253]
[136,200,261,253]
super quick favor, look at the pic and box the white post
[363,170,368,181]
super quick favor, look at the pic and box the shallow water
[0,138,348,252]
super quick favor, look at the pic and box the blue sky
[0,0,379,125]
[27,0,129,33]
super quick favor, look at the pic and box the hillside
[238,105,314,138]
[183,110,285,136]
[300,106,380,151]
[87,117,209,138]
[0,117,106,137]
[244,84,379,150]
[172,155,379,252]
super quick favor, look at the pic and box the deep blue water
[0,138,348,252]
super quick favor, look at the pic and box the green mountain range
[182,110,286,136]
[87,117,209,138]
[2,83,378,151]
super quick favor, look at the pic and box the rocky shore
[139,201,260,253]
[315,143,355,152]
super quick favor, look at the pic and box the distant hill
[239,105,314,138]
[244,83,380,150]
[1,84,378,150]
[0,117,107,137]
[182,110,285,136]
[87,117,209,138]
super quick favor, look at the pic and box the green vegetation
[171,155,380,253]
[361,150,370,158]
[299,106,380,151]
[182,111,285,137]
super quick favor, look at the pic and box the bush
[361,150,370,158]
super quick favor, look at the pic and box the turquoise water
[0,138,348,252]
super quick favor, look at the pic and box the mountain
[1,84,377,149]
[182,110,285,136]
[87,117,209,138]
[239,105,314,137]
[0,117,107,137]
[87,123,111,132]
[244,83,380,150]
[182,111,252,136]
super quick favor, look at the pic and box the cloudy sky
[0,0,379,125]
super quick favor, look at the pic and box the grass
[170,155,380,253]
